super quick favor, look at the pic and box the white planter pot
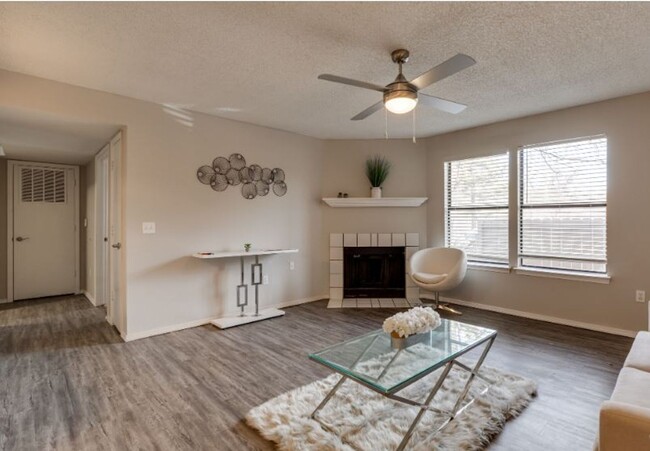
[371,187,382,198]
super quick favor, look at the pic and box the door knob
[15,236,29,242]
[112,242,122,249]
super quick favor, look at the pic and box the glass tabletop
[309,319,496,394]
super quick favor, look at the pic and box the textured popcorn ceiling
[0,2,649,139]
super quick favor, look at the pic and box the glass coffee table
[309,319,497,451]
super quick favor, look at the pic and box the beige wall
[0,159,6,300]
[0,69,325,338]
[320,138,428,237]
[426,92,650,332]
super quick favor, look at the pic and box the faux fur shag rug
[246,348,536,451]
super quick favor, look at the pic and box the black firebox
[344,247,405,298]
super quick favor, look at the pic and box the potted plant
[365,155,391,199]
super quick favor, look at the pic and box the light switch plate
[142,222,156,234]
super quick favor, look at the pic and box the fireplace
[344,247,405,298]
[329,232,420,302]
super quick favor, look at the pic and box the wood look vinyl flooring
[0,295,633,451]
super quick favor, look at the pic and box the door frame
[94,144,110,307]
[6,160,80,302]
[108,131,125,333]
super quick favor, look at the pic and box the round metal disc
[254,180,270,196]
[197,165,215,184]
[239,167,254,183]
[210,174,228,191]
[273,181,287,197]
[261,168,274,184]
[229,153,246,170]
[249,164,263,181]
[271,168,285,182]
[212,157,230,174]
[241,182,257,199]
[225,168,241,186]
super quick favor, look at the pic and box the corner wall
[320,139,428,237]
[425,91,650,332]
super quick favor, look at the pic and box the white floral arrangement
[382,306,441,338]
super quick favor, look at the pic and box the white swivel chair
[409,247,467,315]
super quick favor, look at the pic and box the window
[518,136,607,274]
[445,153,509,265]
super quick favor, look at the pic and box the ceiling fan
[318,49,475,121]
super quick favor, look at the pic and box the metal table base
[311,335,496,451]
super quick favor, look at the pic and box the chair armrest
[599,401,650,451]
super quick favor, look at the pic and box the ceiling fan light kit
[318,48,475,124]
[384,90,418,114]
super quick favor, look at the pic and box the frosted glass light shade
[385,96,417,114]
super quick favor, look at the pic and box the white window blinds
[519,136,607,273]
[445,153,509,265]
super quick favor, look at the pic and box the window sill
[514,267,611,284]
[468,262,511,273]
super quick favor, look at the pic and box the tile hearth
[326,298,424,309]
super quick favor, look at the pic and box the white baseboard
[123,316,215,342]
[122,294,327,342]
[0,298,9,304]
[82,290,97,306]
[421,294,637,338]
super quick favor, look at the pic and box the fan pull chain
[412,107,417,144]
[384,107,389,140]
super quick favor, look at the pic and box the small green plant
[244,243,252,252]
[365,155,391,188]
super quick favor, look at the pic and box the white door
[12,164,77,300]
[108,133,123,330]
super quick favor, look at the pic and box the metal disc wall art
[229,153,246,170]
[225,168,242,186]
[212,157,230,174]
[273,181,288,197]
[196,154,287,200]
[197,166,215,184]
[242,182,257,199]
[261,167,274,184]
[211,174,228,191]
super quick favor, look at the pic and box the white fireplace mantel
[322,197,428,208]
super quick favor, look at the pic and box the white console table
[192,248,299,329]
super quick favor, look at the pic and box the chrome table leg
[311,376,347,420]
[396,361,454,451]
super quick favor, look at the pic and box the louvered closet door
[13,165,76,300]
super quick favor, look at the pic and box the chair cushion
[412,272,447,285]
[624,331,650,372]
[611,367,650,410]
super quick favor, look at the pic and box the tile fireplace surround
[328,232,421,308]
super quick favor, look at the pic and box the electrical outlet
[636,290,646,303]
[263,275,269,285]
[289,261,295,270]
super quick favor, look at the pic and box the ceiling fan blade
[410,54,476,91]
[318,74,386,93]
[351,101,384,121]
[418,94,467,114]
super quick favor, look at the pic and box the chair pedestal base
[425,292,462,315]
